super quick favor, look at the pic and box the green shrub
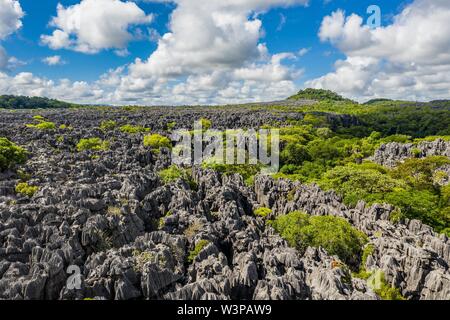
[367,270,405,300]
[412,148,422,158]
[302,114,327,127]
[254,207,272,218]
[119,124,150,134]
[271,212,368,267]
[17,169,31,181]
[188,240,210,263]
[384,189,443,230]
[197,118,212,130]
[143,134,172,150]
[100,120,117,131]
[15,182,39,197]
[441,227,450,237]
[77,138,109,152]
[0,138,27,171]
[159,165,184,184]
[26,121,56,130]
[316,127,332,138]
[166,122,177,131]
[353,244,375,279]
[389,208,404,224]
[158,165,196,189]
[33,115,45,121]
[391,156,450,191]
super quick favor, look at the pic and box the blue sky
[6,0,408,82]
[1,0,448,105]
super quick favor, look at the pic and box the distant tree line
[0,95,79,109]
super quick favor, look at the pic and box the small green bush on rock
[166,122,177,131]
[188,240,210,263]
[15,182,39,197]
[197,118,212,130]
[159,165,184,184]
[33,115,46,121]
[26,121,56,130]
[367,270,405,300]
[119,124,150,134]
[144,134,172,150]
[77,138,109,152]
[100,120,117,131]
[158,165,196,189]
[0,138,27,171]
[254,207,272,218]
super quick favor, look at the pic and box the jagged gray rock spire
[371,139,450,167]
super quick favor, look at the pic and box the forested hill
[0,95,79,109]
[1,89,449,110]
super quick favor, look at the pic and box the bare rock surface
[372,139,450,167]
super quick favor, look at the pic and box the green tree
[281,143,310,166]
[318,163,402,206]
[271,211,367,267]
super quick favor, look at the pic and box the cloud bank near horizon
[0,0,450,105]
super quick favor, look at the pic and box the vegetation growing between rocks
[202,163,263,187]
[316,157,450,235]
[271,119,450,236]
[198,118,212,130]
[0,138,27,171]
[100,120,117,131]
[26,116,57,130]
[254,207,272,218]
[15,182,39,197]
[270,212,368,268]
[188,240,210,263]
[158,166,197,191]
[144,134,172,151]
[77,138,109,152]
[119,124,150,134]
[366,270,405,300]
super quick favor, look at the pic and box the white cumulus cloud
[0,0,23,39]
[5,0,308,105]
[307,0,450,101]
[0,0,23,71]
[42,55,65,66]
[41,0,154,54]
[110,0,308,104]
